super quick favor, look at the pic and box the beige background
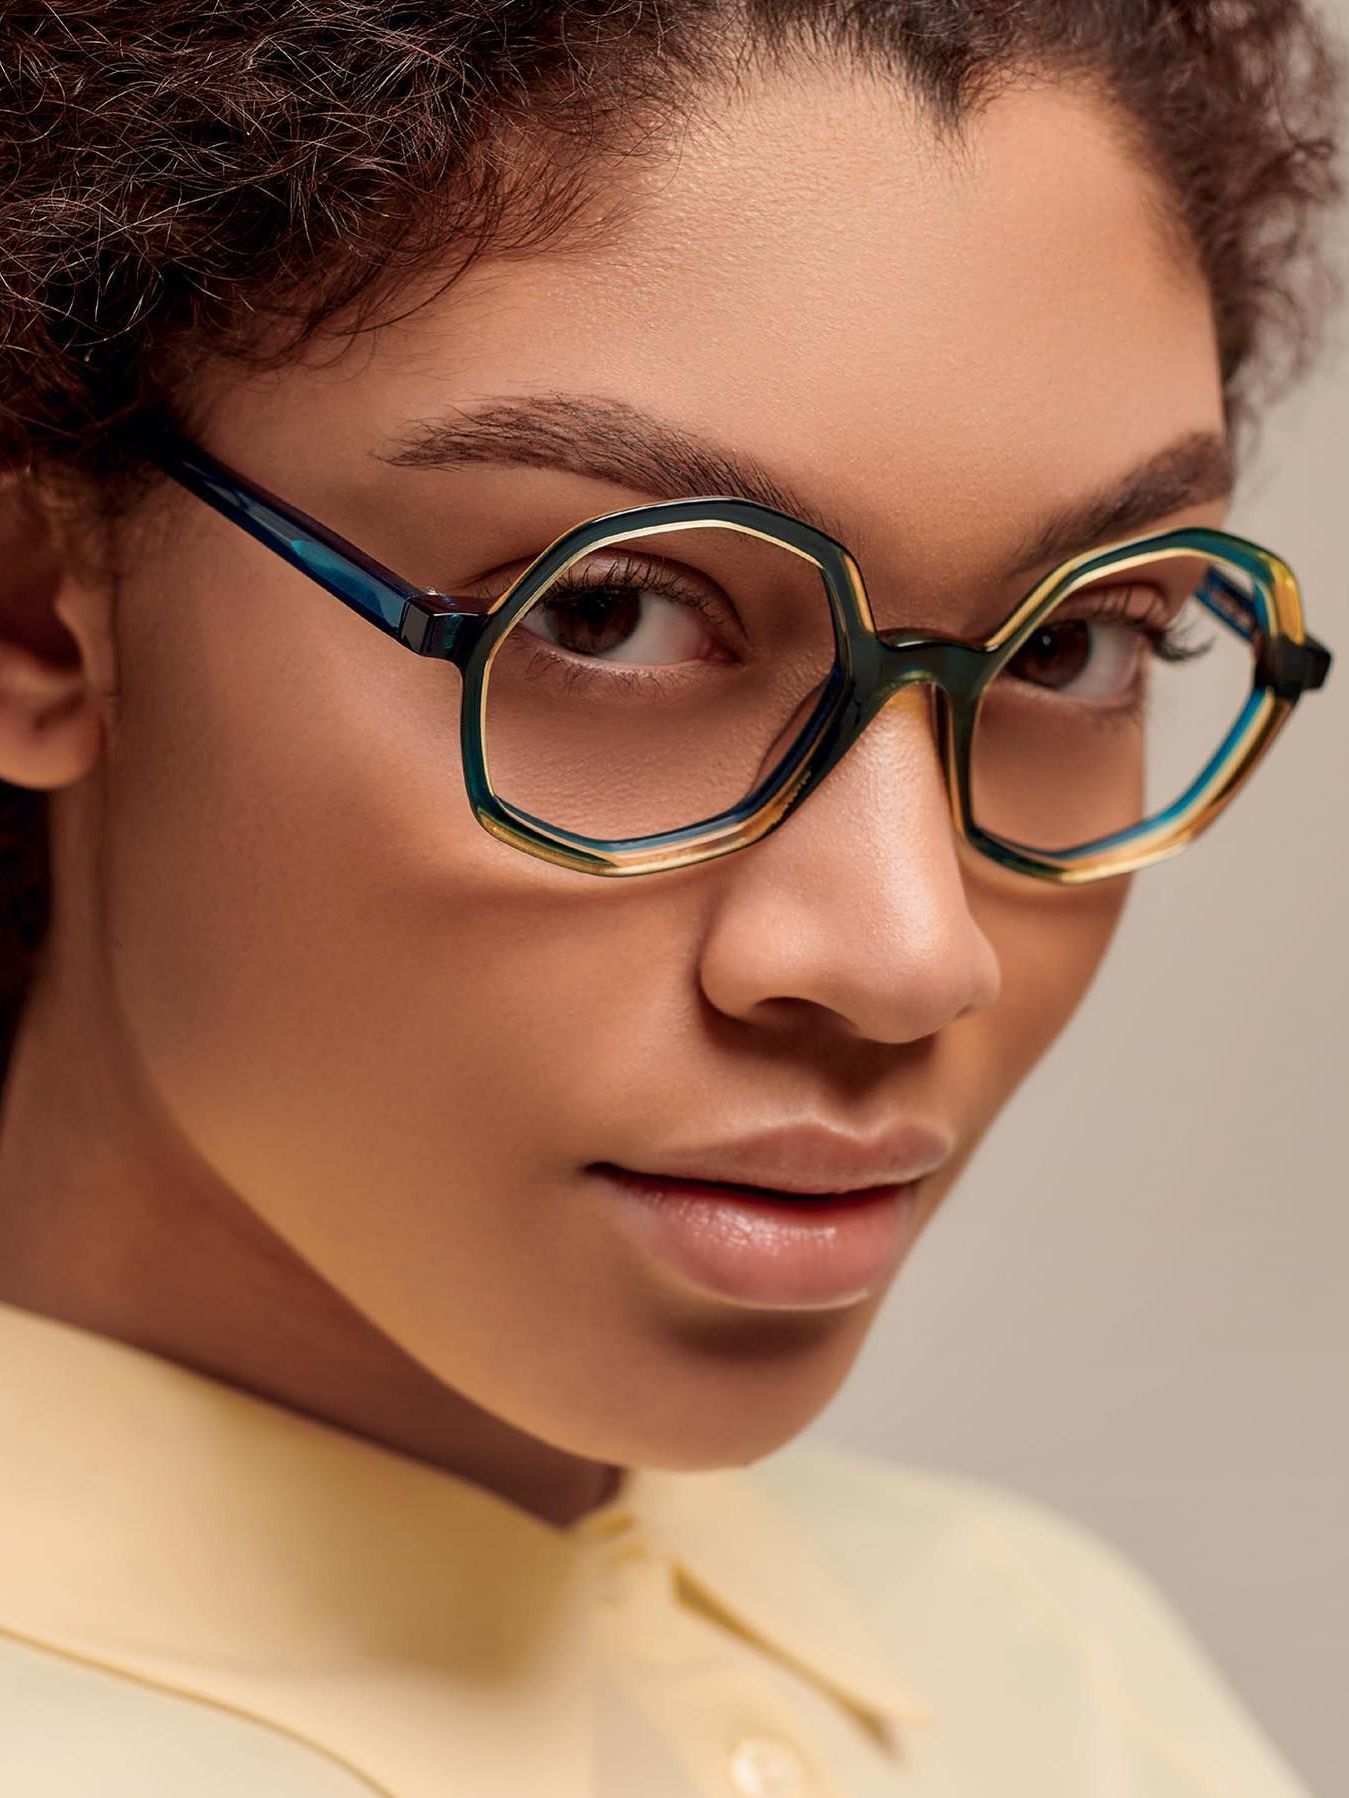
[811,29,1349,1795]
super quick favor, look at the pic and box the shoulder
[744,1430,1128,1592]
[749,1432,1218,1640]
[745,1436,1313,1797]
[743,1432,1171,1650]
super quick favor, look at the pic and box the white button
[727,1734,806,1796]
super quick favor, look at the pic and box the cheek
[99,546,668,1250]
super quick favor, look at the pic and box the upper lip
[602,1119,955,1197]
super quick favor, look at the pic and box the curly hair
[0,0,1345,1064]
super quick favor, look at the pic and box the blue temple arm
[151,433,473,657]
[1198,566,1331,695]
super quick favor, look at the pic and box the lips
[592,1165,908,1208]
[590,1117,954,1201]
[596,1161,929,1307]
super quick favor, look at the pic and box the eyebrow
[380,395,1233,577]
[1003,428,1235,576]
[380,394,851,540]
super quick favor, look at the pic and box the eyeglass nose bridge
[818,631,990,837]
[857,630,995,717]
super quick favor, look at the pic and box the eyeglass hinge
[397,595,472,660]
[1259,634,1333,699]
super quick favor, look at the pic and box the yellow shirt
[0,1298,1309,1797]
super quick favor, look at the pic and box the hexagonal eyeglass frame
[155,432,1333,884]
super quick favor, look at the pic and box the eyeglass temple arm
[150,433,482,662]
[1198,568,1332,698]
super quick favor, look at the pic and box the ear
[0,479,115,792]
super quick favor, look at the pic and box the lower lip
[595,1165,922,1309]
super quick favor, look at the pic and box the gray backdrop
[809,14,1349,1791]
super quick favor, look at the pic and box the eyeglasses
[156,433,1332,884]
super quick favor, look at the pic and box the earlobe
[0,483,112,793]
[0,634,106,790]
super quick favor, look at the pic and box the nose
[697,684,1002,1044]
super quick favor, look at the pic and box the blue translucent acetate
[177,457,416,635]
[284,537,409,630]
[1197,567,1265,640]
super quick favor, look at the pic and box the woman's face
[71,66,1227,1468]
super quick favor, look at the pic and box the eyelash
[543,556,734,631]
[1059,583,1210,661]
[1048,583,1214,725]
[499,555,740,696]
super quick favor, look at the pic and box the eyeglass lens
[969,551,1259,853]
[480,524,1263,855]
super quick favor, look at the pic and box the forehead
[221,64,1225,584]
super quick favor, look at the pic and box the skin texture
[0,65,1229,1527]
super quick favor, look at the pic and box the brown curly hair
[0,0,1345,1067]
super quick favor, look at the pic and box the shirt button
[726,1734,807,1796]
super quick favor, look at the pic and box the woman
[0,2,1341,1793]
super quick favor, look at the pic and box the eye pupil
[1013,619,1092,688]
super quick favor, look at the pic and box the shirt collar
[0,1299,929,1792]
[588,1457,932,1740]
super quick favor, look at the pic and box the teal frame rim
[154,431,1334,884]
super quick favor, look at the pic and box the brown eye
[519,581,712,665]
[1006,617,1145,701]
[517,557,719,666]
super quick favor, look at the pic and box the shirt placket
[591,1513,867,1798]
